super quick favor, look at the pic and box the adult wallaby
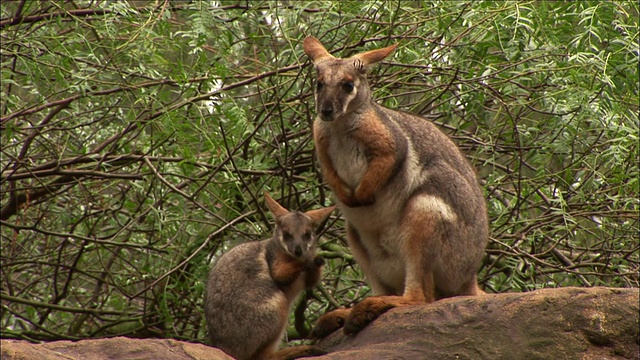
[303,36,488,337]
[205,192,335,360]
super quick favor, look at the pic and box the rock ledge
[2,287,638,360]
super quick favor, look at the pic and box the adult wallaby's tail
[304,36,488,337]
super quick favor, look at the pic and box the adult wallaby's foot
[309,308,351,339]
[343,296,421,336]
[267,345,327,360]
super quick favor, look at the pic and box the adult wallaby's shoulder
[205,192,335,360]
[303,36,488,338]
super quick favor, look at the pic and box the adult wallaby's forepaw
[354,186,376,207]
[343,296,396,336]
[308,308,351,339]
[338,195,360,208]
[333,185,359,208]
[339,191,374,208]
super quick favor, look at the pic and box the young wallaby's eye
[316,81,324,91]
[302,231,312,242]
[342,81,354,93]
[283,232,293,242]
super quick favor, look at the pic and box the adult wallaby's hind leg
[309,224,397,339]
[342,199,445,335]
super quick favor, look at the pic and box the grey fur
[204,193,334,360]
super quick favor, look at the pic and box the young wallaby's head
[263,191,335,261]
[303,36,397,122]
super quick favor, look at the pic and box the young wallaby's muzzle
[320,106,334,121]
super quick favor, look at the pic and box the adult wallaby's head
[263,191,335,261]
[303,36,397,122]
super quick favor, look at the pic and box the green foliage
[1,0,638,344]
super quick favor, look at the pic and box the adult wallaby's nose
[320,106,334,120]
[294,245,303,257]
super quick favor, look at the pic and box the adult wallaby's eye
[342,81,354,93]
[316,81,324,91]
[283,233,293,242]
[302,231,312,242]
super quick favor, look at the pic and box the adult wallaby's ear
[264,191,289,219]
[352,43,398,69]
[305,205,336,227]
[303,36,334,65]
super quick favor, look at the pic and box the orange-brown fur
[304,36,489,338]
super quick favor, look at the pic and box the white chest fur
[332,143,367,190]
[322,124,368,190]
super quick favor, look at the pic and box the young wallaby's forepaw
[312,255,325,267]
[342,296,397,336]
[308,308,351,339]
[268,345,327,360]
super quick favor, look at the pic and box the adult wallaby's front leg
[351,110,400,206]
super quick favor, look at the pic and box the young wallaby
[205,192,335,360]
[303,36,489,337]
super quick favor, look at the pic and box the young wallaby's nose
[320,106,333,120]
[294,245,303,257]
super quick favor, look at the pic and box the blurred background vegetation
[1,0,638,344]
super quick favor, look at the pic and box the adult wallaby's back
[205,192,334,360]
[303,36,488,337]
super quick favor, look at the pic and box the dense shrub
[1,1,637,342]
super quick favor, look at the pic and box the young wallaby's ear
[264,191,289,219]
[305,205,336,228]
[351,43,398,69]
[303,36,334,65]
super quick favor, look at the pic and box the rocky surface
[1,287,638,360]
[317,286,639,360]
[0,337,233,360]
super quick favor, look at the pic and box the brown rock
[318,286,639,359]
[1,287,637,360]
[0,337,233,360]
